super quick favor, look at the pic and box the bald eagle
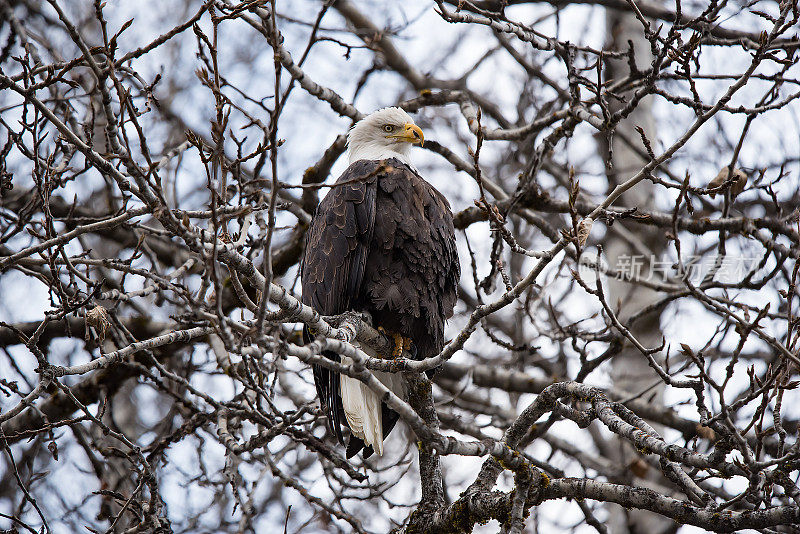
[301,107,459,458]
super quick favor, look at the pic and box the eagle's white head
[347,107,424,166]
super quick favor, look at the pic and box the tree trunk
[603,9,675,534]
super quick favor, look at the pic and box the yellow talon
[391,333,405,359]
[377,327,409,359]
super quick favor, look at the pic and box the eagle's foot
[377,328,411,359]
[391,332,407,359]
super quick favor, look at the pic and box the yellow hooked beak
[388,123,424,147]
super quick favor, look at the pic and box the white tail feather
[340,373,383,455]
[340,349,407,456]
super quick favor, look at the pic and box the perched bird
[707,166,747,199]
[301,107,459,458]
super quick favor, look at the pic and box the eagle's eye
[382,124,395,133]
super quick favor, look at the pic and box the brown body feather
[301,158,459,457]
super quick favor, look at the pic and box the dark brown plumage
[301,158,459,457]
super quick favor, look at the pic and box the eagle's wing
[301,160,378,445]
